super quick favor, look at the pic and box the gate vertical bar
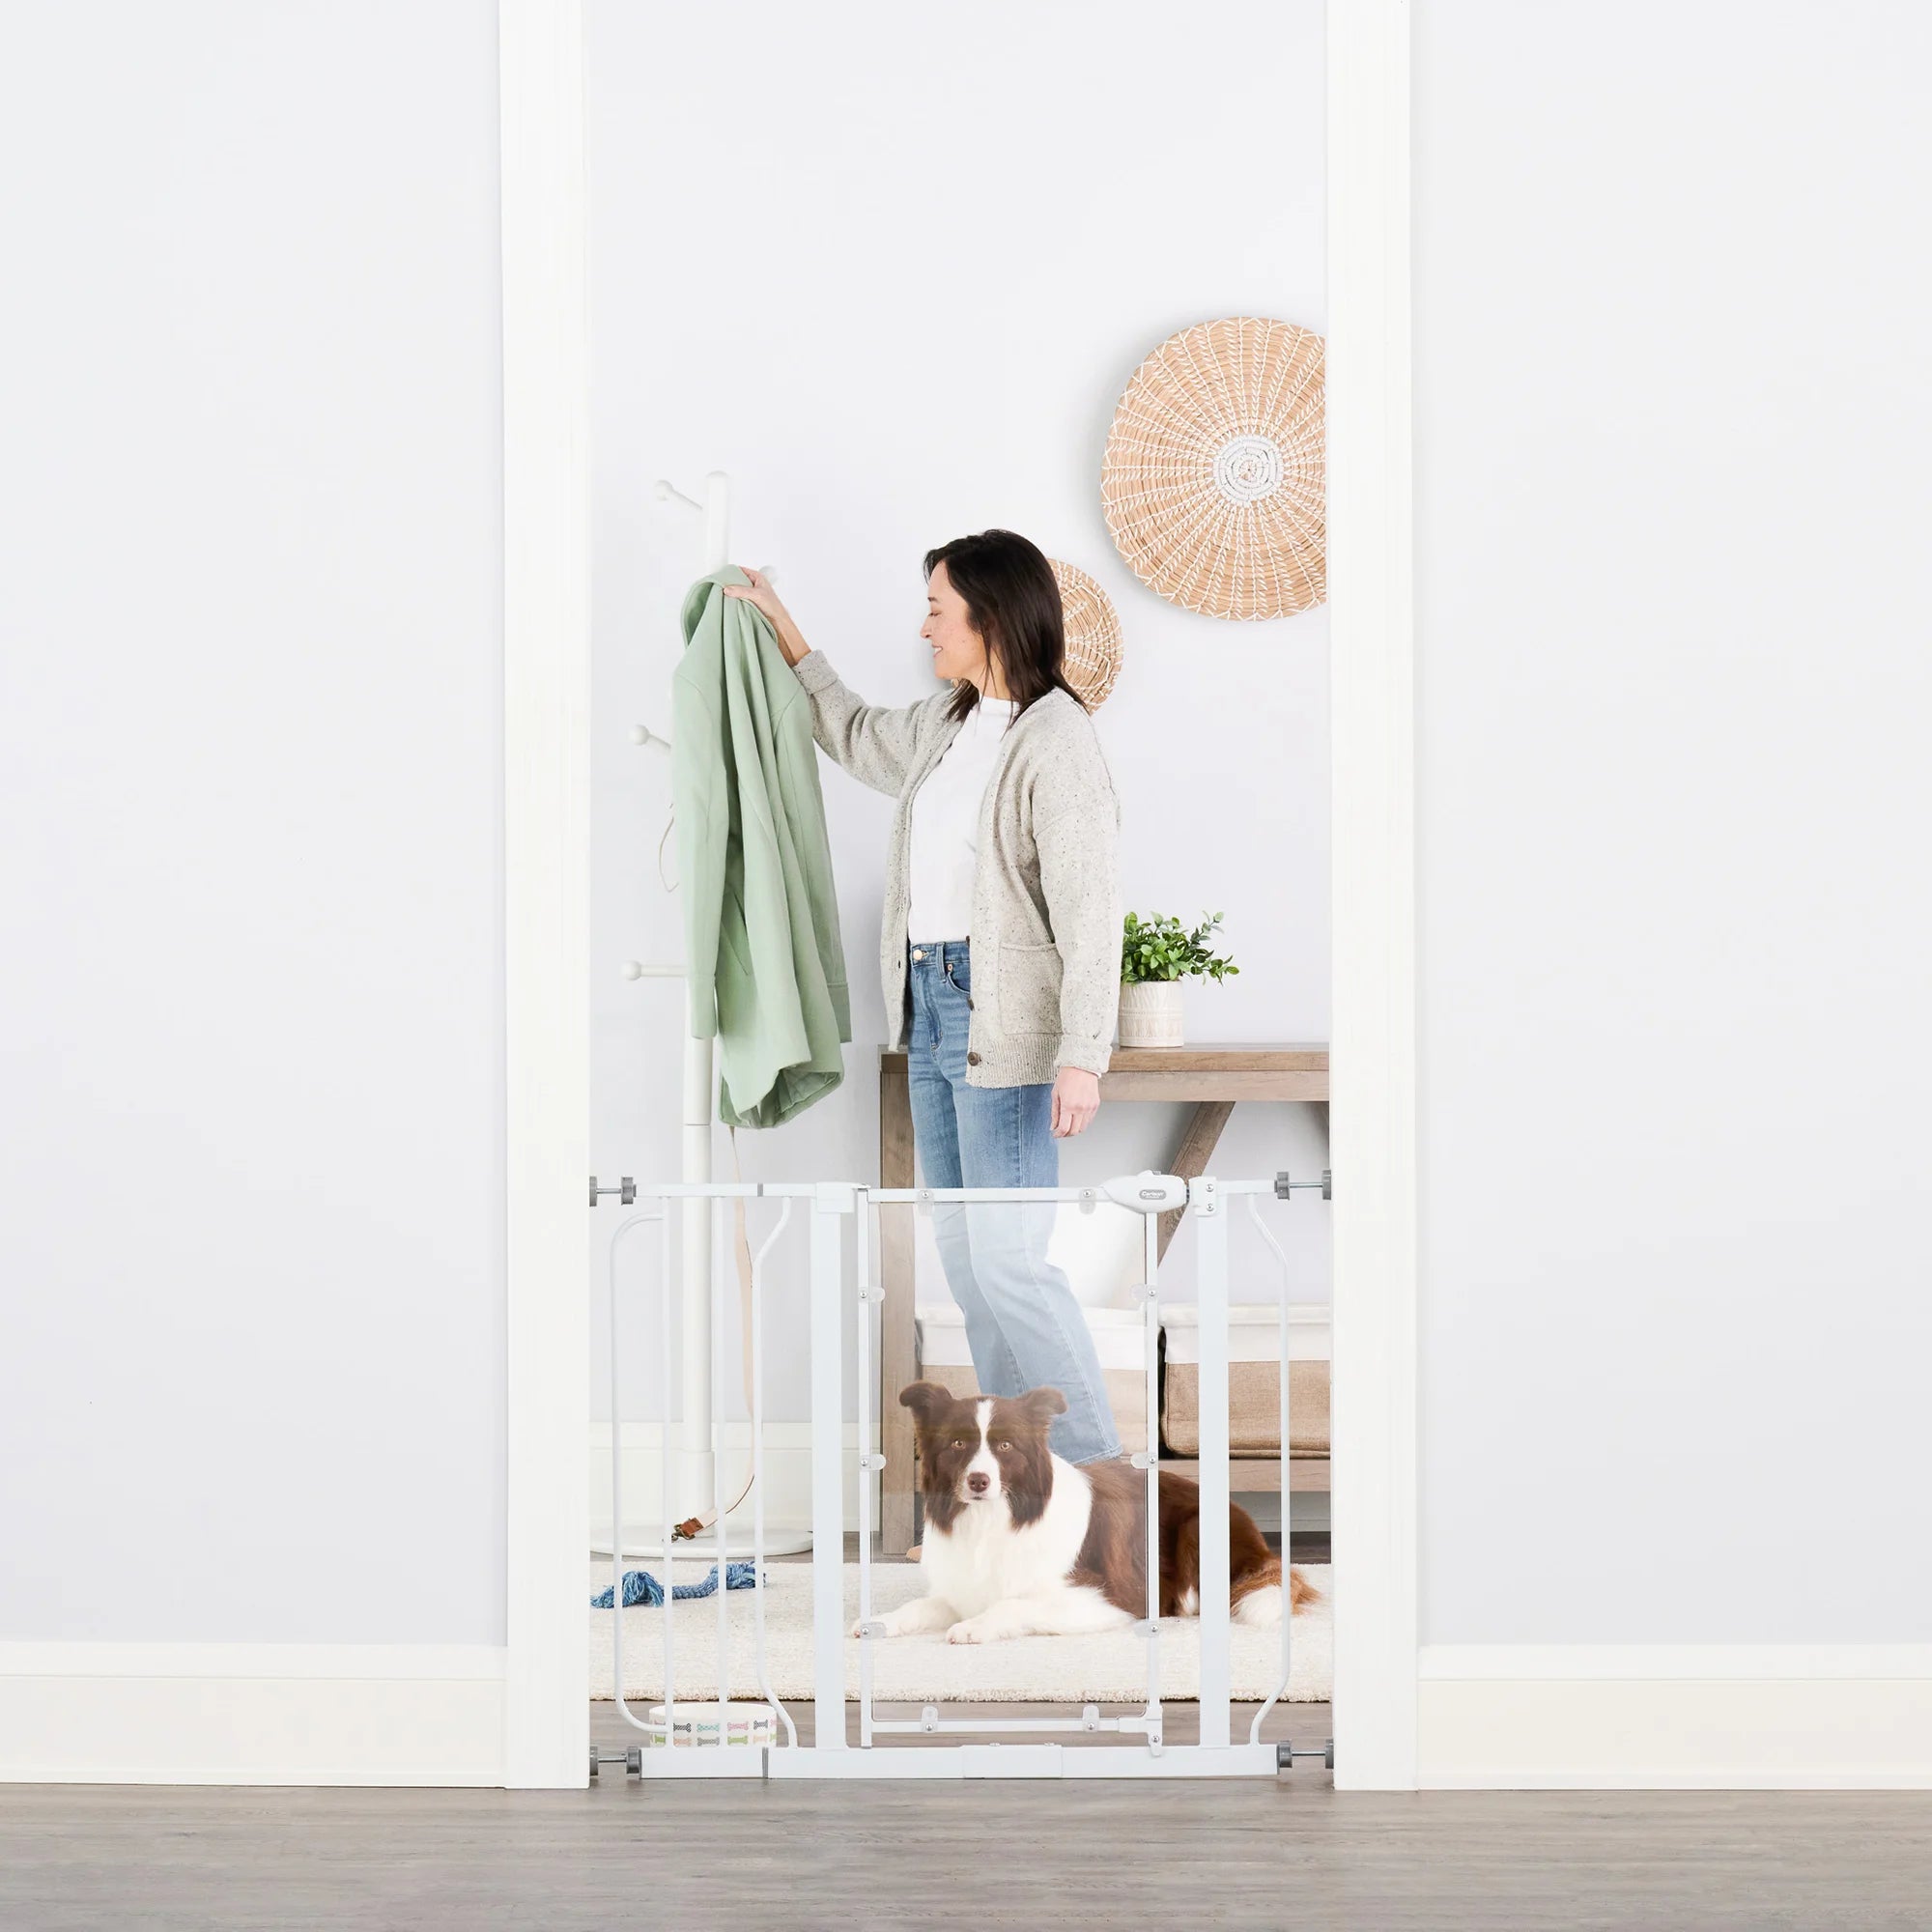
[751,1198,797,1743]
[810,1183,847,1748]
[1247,1191,1294,1741]
[606,1214,635,1728]
[1141,1210,1163,1746]
[855,1188,875,1747]
[711,1195,729,1714]
[660,1204,675,1741]
[1194,1175,1232,1748]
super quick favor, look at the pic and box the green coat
[670,565,851,1127]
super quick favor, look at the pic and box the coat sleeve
[1033,764,1122,1079]
[791,647,930,797]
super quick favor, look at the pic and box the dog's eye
[994,1440,1012,1451]
[950,1437,967,1449]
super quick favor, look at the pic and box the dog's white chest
[922,1457,1094,1616]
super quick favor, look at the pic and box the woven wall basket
[1050,556,1122,709]
[1100,316,1325,621]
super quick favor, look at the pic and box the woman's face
[922,562,991,688]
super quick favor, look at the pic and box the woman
[724,529,1124,1471]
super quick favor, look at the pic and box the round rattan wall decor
[1050,557,1122,709]
[1100,316,1325,621]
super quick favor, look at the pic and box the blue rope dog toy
[590,1561,760,1609]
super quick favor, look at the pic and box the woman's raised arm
[725,567,932,797]
[789,648,933,796]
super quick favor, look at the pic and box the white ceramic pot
[1118,978,1185,1048]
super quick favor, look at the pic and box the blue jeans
[904,937,1122,1465]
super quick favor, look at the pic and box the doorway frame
[498,0,1417,1789]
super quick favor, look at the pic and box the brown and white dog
[857,1381,1317,1645]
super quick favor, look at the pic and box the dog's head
[899,1381,1065,1532]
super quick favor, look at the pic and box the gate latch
[1101,1170,1189,1215]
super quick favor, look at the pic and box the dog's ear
[1016,1386,1068,1424]
[899,1380,954,1424]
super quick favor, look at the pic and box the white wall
[0,5,505,1645]
[586,0,1334,1430]
[1414,0,1932,1644]
[6,0,1928,1785]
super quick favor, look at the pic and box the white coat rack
[620,470,811,1558]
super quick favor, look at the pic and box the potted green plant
[1118,910,1238,1048]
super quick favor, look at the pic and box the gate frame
[603,1174,1311,1780]
[499,0,1417,1789]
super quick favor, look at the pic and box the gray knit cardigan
[792,647,1122,1087]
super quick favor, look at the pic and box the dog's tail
[1230,1555,1320,1629]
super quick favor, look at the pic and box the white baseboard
[590,1422,868,1544]
[1418,1645,1932,1788]
[0,1643,507,1785]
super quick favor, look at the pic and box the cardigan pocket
[996,940,1063,1037]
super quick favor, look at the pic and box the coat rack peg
[655,469,731,545]
[633,722,671,751]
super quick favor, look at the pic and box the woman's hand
[722,566,808,666]
[1050,1066,1100,1137]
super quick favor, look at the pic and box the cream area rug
[588,1558,1332,1705]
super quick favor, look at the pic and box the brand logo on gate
[1139,1187,1163,1200]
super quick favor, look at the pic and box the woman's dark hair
[923,529,1084,726]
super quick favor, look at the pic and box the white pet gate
[599,1169,1329,1780]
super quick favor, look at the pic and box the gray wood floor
[8,1767,1932,1928]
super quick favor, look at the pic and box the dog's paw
[945,1618,985,1645]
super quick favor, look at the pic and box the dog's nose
[967,1471,990,1494]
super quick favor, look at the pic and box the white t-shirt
[905,694,1019,942]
